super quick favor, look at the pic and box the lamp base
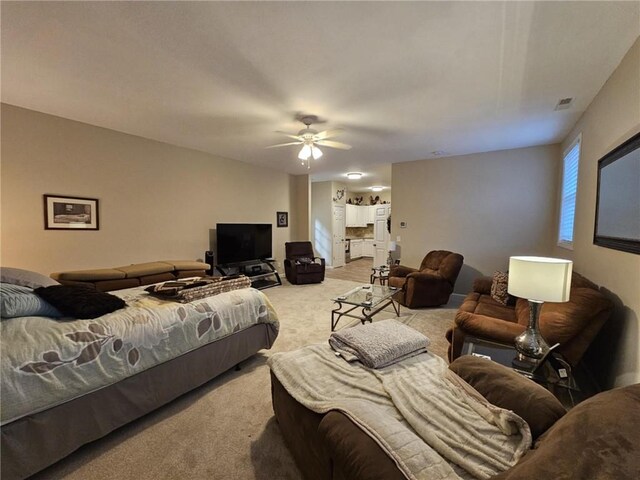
[511,353,540,372]
[514,300,550,361]
[386,252,394,267]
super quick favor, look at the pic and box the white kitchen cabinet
[363,239,374,257]
[366,205,376,224]
[350,239,363,259]
[346,204,357,227]
[357,206,368,226]
[346,204,369,227]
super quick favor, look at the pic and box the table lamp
[507,256,572,365]
[387,241,397,267]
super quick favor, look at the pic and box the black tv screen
[216,223,272,264]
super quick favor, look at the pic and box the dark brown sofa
[388,250,463,308]
[446,272,613,367]
[50,260,209,292]
[271,356,640,480]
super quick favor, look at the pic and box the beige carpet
[33,278,461,479]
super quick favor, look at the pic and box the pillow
[0,283,62,319]
[296,257,314,264]
[34,285,126,319]
[1,267,59,289]
[449,355,566,439]
[490,271,515,306]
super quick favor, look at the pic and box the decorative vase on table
[386,241,397,267]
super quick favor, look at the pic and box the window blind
[558,138,581,247]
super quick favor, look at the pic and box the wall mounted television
[594,131,640,255]
[216,223,273,265]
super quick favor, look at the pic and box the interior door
[332,205,345,267]
[373,205,389,267]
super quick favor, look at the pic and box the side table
[461,336,599,408]
[370,266,390,286]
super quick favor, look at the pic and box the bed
[0,279,279,480]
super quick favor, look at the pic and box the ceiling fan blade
[315,140,352,150]
[314,128,344,140]
[275,131,303,141]
[265,141,303,149]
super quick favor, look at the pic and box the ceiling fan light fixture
[298,143,312,160]
[370,186,384,192]
[346,172,363,180]
[311,145,323,160]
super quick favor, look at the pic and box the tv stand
[216,259,282,290]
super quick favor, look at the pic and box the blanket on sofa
[269,345,531,480]
[328,319,429,368]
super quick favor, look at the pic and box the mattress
[1,285,279,425]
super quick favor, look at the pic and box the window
[558,134,581,248]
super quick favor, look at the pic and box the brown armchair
[284,242,325,285]
[388,250,464,308]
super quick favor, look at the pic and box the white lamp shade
[388,241,397,252]
[507,256,573,302]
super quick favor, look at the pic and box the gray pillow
[0,267,59,289]
[1,283,62,318]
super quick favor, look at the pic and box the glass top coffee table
[331,284,400,331]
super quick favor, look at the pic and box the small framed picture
[44,194,99,230]
[276,211,288,228]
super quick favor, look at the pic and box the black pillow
[34,285,126,319]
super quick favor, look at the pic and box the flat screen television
[216,223,273,265]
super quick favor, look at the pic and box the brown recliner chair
[284,242,325,285]
[388,250,464,308]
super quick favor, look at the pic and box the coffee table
[331,284,400,331]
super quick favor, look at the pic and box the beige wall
[552,38,640,388]
[310,181,333,263]
[392,144,560,294]
[291,174,310,242]
[1,104,298,274]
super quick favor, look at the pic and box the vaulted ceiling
[2,1,639,190]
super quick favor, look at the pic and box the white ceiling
[2,1,639,188]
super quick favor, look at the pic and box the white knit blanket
[269,345,531,480]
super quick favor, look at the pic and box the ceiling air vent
[554,97,574,111]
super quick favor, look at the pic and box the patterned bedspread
[1,285,279,425]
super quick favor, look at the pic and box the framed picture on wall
[276,211,288,228]
[44,194,99,230]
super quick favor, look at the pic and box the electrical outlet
[396,236,401,242]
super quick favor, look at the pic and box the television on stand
[215,223,281,289]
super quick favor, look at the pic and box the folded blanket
[145,275,251,303]
[329,319,430,368]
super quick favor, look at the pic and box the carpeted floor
[33,278,461,480]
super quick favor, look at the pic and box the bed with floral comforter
[0,285,279,479]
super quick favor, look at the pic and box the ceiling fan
[266,115,352,168]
